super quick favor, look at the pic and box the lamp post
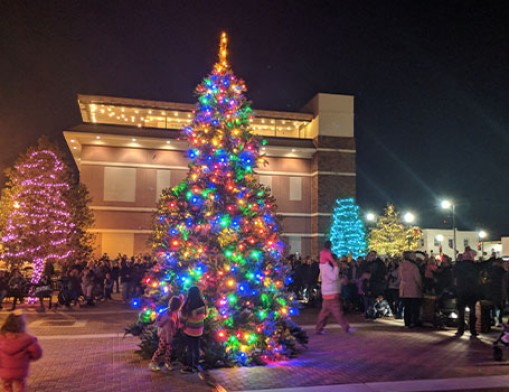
[478,230,487,260]
[441,200,456,259]
[403,212,415,224]
[366,212,376,223]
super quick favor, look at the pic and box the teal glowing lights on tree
[328,197,367,259]
[132,33,307,367]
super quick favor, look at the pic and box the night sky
[1,1,508,238]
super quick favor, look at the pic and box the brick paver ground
[2,297,509,391]
[211,310,509,391]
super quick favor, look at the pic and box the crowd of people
[289,244,508,336]
[0,253,156,311]
[1,244,507,380]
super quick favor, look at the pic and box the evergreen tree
[0,138,94,290]
[367,203,423,256]
[68,183,96,261]
[405,226,423,251]
[131,33,306,367]
[328,197,367,258]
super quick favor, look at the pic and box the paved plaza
[3,297,509,392]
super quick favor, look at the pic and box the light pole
[366,212,376,223]
[403,212,415,224]
[478,230,487,260]
[441,200,456,259]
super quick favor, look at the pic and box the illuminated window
[289,177,302,201]
[258,175,272,191]
[288,237,302,255]
[104,167,136,202]
[101,233,134,256]
[156,170,171,202]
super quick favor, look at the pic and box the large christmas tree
[328,197,367,259]
[367,203,423,256]
[1,138,94,295]
[134,33,306,366]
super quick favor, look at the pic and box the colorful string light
[139,33,298,365]
[329,197,368,259]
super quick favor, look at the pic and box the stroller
[493,323,509,361]
[434,289,458,328]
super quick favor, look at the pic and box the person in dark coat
[453,247,481,337]
[308,257,320,306]
[111,260,120,293]
[365,251,386,318]
[0,272,9,310]
[293,257,307,300]
[434,257,454,296]
[486,258,506,326]
[120,258,132,303]
[7,270,25,311]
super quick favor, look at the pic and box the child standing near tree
[179,286,207,373]
[149,295,183,372]
[103,272,114,301]
[0,310,42,392]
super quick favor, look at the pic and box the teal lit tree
[328,197,367,259]
[130,33,306,367]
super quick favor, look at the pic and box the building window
[434,238,440,247]
[464,239,469,248]
[156,170,171,202]
[104,167,136,202]
[258,175,272,191]
[288,236,302,255]
[101,232,134,256]
[289,177,302,201]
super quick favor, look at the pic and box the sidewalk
[3,300,509,392]
[209,310,509,392]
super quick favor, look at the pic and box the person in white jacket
[315,240,353,335]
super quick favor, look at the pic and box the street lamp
[441,199,456,259]
[366,212,376,222]
[478,230,487,260]
[403,212,415,224]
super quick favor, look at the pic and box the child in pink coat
[0,310,42,392]
[149,295,182,372]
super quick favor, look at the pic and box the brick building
[64,93,356,258]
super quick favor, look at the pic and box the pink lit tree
[1,138,94,297]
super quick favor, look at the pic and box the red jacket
[0,333,42,379]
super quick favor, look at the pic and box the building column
[311,136,356,255]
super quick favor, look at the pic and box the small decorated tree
[405,226,423,251]
[128,33,306,367]
[328,197,367,258]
